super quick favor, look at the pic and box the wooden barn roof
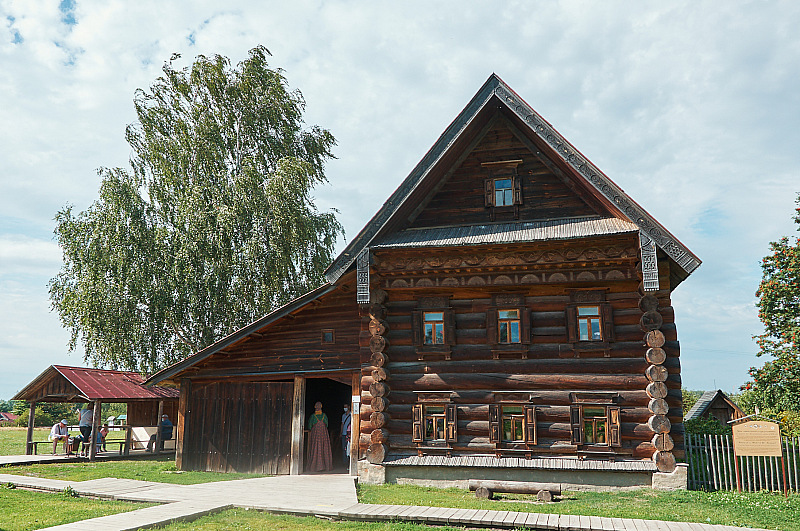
[684,389,744,421]
[372,216,638,249]
[324,74,700,287]
[13,365,179,403]
[143,283,338,386]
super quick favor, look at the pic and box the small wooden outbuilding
[684,390,744,425]
[13,365,179,459]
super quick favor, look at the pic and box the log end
[475,486,493,499]
[367,443,386,464]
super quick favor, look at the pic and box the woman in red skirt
[306,401,333,472]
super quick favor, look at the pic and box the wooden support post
[350,371,361,476]
[290,375,306,475]
[26,401,36,455]
[124,425,132,456]
[89,400,101,461]
[176,379,190,469]
[735,454,741,493]
[155,400,164,455]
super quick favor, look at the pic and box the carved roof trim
[324,74,700,283]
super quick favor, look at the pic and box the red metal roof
[51,366,179,401]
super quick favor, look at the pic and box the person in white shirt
[49,419,69,455]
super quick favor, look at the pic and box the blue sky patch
[59,0,77,26]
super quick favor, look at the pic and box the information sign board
[732,420,782,457]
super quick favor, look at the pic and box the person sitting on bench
[49,419,69,455]
[146,414,173,452]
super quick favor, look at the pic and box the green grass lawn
[360,484,800,530]
[0,454,266,485]
[0,486,153,531]
[144,509,463,531]
[0,426,130,456]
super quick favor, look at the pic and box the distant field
[0,426,127,456]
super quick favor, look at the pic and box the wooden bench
[468,479,562,502]
[130,427,176,451]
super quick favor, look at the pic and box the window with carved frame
[497,309,521,344]
[565,291,614,345]
[412,400,457,445]
[569,393,621,448]
[486,295,530,353]
[412,297,455,359]
[482,160,523,221]
[489,402,536,446]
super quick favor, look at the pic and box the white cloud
[1,0,799,396]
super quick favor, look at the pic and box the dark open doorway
[304,377,352,473]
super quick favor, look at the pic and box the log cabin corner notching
[145,74,700,488]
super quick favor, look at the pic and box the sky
[1,0,799,399]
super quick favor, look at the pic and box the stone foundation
[357,457,688,491]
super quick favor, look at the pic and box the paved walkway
[0,470,774,531]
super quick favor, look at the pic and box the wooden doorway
[304,377,352,473]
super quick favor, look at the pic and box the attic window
[482,160,522,220]
[494,179,513,206]
[321,329,335,344]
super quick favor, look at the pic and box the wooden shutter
[486,307,498,345]
[484,179,493,207]
[523,405,537,445]
[521,307,531,344]
[488,404,501,443]
[601,304,615,342]
[565,305,578,343]
[411,311,423,346]
[445,309,456,346]
[445,404,458,443]
[570,405,583,444]
[608,406,621,447]
[412,404,423,443]
[513,176,523,205]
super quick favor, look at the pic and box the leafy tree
[12,402,77,427]
[49,46,342,373]
[0,399,12,413]
[743,194,800,412]
[681,388,702,417]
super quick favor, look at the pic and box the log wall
[358,238,684,465]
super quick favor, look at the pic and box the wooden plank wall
[358,250,683,461]
[182,381,293,474]
[188,286,362,378]
[127,400,178,427]
[408,121,598,229]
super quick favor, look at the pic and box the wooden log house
[146,75,701,488]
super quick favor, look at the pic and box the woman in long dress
[306,401,333,472]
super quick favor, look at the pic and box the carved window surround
[565,289,614,358]
[489,391,537,457]
[486,294,530,359]
[482,159,523,221]
[412,391,457,456]
[569,392,622,458]
[412,297,455,361]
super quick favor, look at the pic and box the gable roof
[684,389,744,421]
[13,365,179,402]
[324,74,700,286]
[143,282,338,386]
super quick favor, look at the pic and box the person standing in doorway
[306,401,333,472]
[341,405,352,461]
[78,404,93,457]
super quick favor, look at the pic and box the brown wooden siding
[181,380,293,474]
[408,121,599,229]
[188,286,361,378]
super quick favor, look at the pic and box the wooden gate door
[183,381,293,474]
